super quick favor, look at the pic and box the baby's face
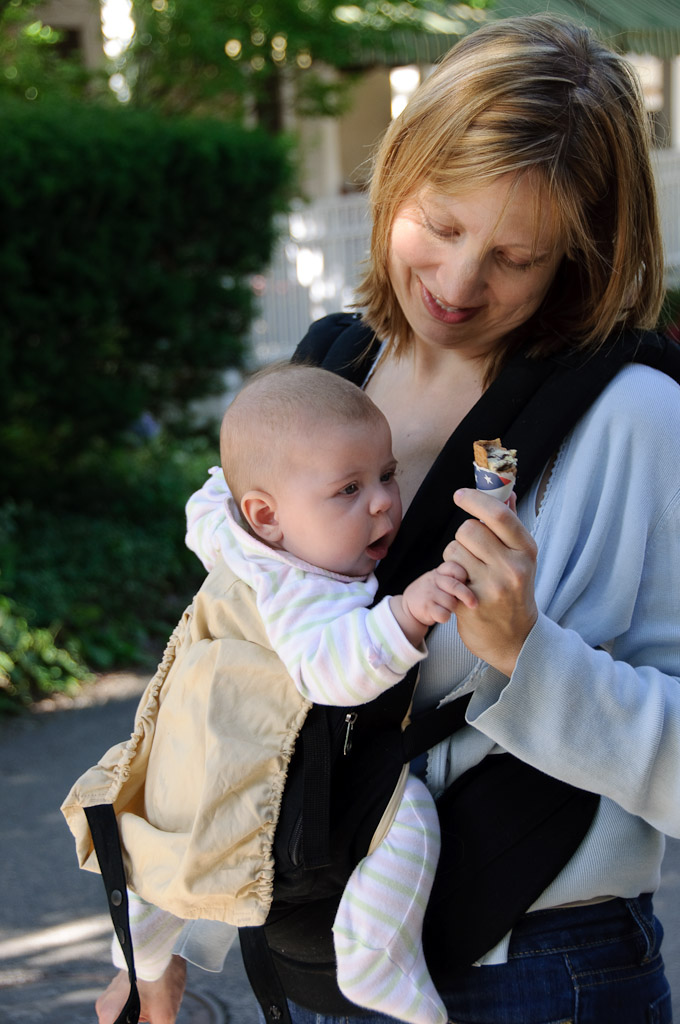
[273,417,402,576]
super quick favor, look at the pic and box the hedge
[0,99,294,504]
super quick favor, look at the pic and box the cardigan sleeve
[465,366,680,838]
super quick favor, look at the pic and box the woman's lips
[420,281,481,324]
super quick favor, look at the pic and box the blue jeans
[254,895,672,1023]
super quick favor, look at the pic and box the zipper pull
[343,712,358,756]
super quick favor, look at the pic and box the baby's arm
[257,561,474,707]
[391,561,476,648]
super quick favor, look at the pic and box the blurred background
[1,1,680,1020]
[1,0,679,705]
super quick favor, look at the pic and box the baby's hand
[404,561,477,622]
[390,561,476,647]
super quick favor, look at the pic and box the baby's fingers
[434,568,478,611]
[436,559,468,583]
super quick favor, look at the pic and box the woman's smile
[388,173,564,358]
[420,280,482,324]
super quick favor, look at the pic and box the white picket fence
[248,194,372,366]
[655,149,680,278]
[248,150,680,366]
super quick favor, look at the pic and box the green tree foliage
[1,436,217,684]
[121,0,490,131]
[0,7,299,708]
[0,98,294,502]
[0,0,109,103]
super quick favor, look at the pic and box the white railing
[654,149,680,278]
[249,149,680,365]
[249,193,371,366]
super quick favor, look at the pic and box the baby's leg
[332,774,446,1024]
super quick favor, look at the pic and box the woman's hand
[443,488,538,675]
[392,560,477,646]
[95,956,187,1024]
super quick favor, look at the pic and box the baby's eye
[340,483,359,496]
[380,470,395,484]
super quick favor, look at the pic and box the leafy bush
[1,434,217,680]
[0,98,294,504]
[0,596,93,714]
[0,96,292,707]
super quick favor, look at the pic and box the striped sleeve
[214,492,426,706]
[258,572,426,706]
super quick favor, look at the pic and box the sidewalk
[0,673,259,1024]
[1,672,679,1022]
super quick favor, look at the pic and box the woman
[96,13,679,1024]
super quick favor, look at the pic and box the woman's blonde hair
[356,14,665,375]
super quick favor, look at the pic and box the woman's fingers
[433,560,478,609]
[96,958,187,1024]
[440,488,538,675]
[453,489,536,554]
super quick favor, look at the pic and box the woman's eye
[498,249,549,272]
[419,205,455,240]
[426,219,455,240]
[498,253,532,272]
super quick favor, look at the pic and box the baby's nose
[370,486,393,514]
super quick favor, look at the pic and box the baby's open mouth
[366,534,391,561]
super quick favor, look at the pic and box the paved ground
[1,671,679,1023]
[0,673,260,1024]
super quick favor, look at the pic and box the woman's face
[388,173,565,359]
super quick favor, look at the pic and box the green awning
[336,0,680,66]
[487,0,680,59]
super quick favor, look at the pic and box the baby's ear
[240,490,282,544]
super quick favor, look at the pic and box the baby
[208,362,467,1024]
[99,364,471,1024]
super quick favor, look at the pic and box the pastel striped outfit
[117,489,447,1024]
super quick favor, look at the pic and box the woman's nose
[439,249,485,305]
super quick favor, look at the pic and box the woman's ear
[240,490,283,545]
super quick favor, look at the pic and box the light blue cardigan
[421,361,680,962]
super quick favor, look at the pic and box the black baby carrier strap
[84,804,140,1024]
[239,315,680,1018]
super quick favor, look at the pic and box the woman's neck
[365,344,485,512]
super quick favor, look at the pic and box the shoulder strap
[84,804,140,1024]
[292,312,380,384]
[376,329,680,598]
[295,318,680,596]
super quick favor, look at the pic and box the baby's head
[220,363,402,576]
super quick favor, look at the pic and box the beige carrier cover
[61,558,312,927]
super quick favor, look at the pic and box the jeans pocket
[568,947,671,1024]
[647,988,673,1024]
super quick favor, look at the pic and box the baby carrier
[76,313,680,1024]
